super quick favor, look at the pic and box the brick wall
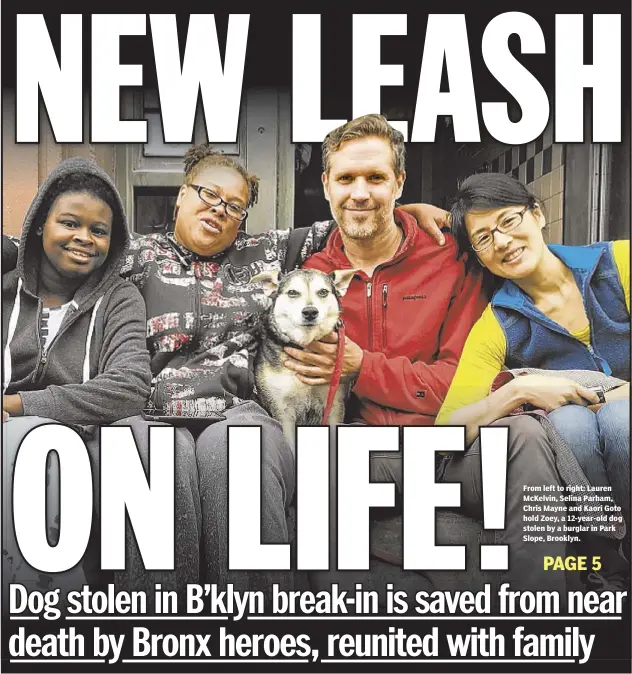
[462,120,565,244]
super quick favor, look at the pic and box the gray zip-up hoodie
[2,158,151,424]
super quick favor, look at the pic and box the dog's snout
[302,306,319,322]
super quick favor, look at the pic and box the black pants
[370,416,568,598]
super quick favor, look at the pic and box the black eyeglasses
[471,205,530,253]
[189,184,248,222]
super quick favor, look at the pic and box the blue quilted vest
[491,242,630,379]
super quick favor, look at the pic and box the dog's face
[253,268,355,346]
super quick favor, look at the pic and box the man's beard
[334,206,389,240]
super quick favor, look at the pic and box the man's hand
[398,203,450,246]
[2,394,23,418]
[283,331,364,385]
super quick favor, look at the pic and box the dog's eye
[286,289,300,298]
[317,289,329,298]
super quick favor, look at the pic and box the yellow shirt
[435,240,630,425]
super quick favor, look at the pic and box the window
[134,186,179,236]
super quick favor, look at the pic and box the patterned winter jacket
[120,225,333,418]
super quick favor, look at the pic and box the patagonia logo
[403,294,427,301]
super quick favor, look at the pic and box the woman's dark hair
[37,172,119,232]
[182,144,259,208]
[450,172,540,265]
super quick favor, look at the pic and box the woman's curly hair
[182,144,259,208]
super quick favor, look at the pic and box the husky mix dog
[252,268,356,446]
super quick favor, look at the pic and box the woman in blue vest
[437,172,629,591]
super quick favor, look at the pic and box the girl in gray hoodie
[2,158,151,596]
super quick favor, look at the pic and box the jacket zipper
[494,299,608,372]
[583,341,608,372]
[494,249,612,373]
[578,276,611,374]
[30,299,46,385]
[381,284,388,348]
[32,303,81,385]
[366,282,373,350]
[33,305,82,384]
[192,262,202,350]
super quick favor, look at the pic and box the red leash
[321,320,346,425]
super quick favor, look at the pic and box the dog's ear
[330,269,357,297]
[251,270,281,296]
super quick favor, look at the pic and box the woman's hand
[2,394,24,418]
[283,331,363,385]
[397,203,450,246]
[511,375,600,412]
[588,381,630,412]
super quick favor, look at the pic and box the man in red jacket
[283,114,488,426]
[286,115,576,597]
[285,116,570,601]
[282,113,487,588]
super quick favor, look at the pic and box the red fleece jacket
[302,209,488,426]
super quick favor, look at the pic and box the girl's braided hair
[182,144,260,208]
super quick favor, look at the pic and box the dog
[251,268,356,446]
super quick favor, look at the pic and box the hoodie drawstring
[4,289,102,393]
[82,296,103,383]
[3,278,23,394]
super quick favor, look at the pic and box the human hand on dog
[283,332,364,385]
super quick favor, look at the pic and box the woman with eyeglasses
[115,145,310,598]
[436,172,629,592]
[105,144,449,598]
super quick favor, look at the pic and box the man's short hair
[321,114,406,176]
